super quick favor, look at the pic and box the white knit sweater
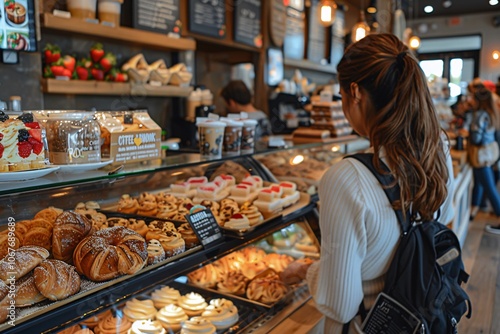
[306,151,455,333]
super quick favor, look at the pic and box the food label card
[185,208,224,248]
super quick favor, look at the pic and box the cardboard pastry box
[96,110,161,164]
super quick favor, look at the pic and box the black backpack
[348,153,472,334]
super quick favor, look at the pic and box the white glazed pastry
[177,292,208,317]
[128,319,166,334]
[202,299,239,330]
[155,304,188,332]
[123,298,157,321]
[180,317,216,334]
[151,286,181,309]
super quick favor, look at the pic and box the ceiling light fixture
[442,0,452,8]
[493,50,500,60]
[317,0,338,27]
[409,35,421,49]
[367,0,377,13]
[352,9,371,42]
[424,5,434,13]
[490,0,499,5]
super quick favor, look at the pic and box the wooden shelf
[42,79,192,97]
[41,13,196,51]
[284,58,337,75]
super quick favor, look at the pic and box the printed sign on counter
[185,208,224,248]
[234,0,262,47]
[133,0,181,35]
[189,0,226,39]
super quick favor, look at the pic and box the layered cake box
[0,111,46,172]
[96,110,161,165]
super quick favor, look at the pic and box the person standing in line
[220,80,272,140]
[468,85,500,234]
[305,34,455,333]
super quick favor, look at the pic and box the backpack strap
[346,153,412,234]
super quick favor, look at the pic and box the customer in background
[220,80,272,140]
[305,34,455,333]
[468,85,500,234]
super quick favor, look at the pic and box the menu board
[283,6,305,60]
[234,0,261,48]
[0,0,37,52]
[189,0,226,39]
[133,0,181,35]
[185,208,224,248]
[307,1,326,63]
[269,0,286,47]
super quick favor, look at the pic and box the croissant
[0,280,9,323]
[14,272,46,306]
[52,211,94,264]
[34,259,81,301]
[73,226,147,282]
[0,245,49,281]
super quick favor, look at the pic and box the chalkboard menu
[133,0,181,35]
[269,0,286,47]
[189,0,226,39]
[307,1,327,63]
[185,209,224,248]
[234,0,262,47]
[283,6,305,60]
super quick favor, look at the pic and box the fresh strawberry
[76,66,90,80]
[17,141,32,158]
[114,72,128,82]
[91,67,104,81]
[0,133,3,141]
[50,59,65,77]
[99,52,116,73]
[0,144,3,158]
[25,122,41,129]
[61,68,72,78]
[43,65,54,78]
[62,55,76,72]
[28,128,42,142]
[28,137,43,155]
[43,43,61,64]
[90,43,105,63]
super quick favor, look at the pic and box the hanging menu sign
[133,0,181,35]
[234,0,262,47]
[283,5,306,60]
[307,1,326,63]
[189,0,226,39]
[185,209,224,248]
[269,0,286,47]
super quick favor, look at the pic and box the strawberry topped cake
[0,112,46,172]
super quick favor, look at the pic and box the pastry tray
[0,245,202,332]
[168,280,268,333]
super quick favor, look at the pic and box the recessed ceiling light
[490,0,499,5]
[424,5,434,13]
[443,0,452,8]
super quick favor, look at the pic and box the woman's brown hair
[338,33,449,221]
[473,84,500,129]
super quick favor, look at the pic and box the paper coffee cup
[241,119,257,154]
[67,0,97,19]
[221,119,243,156]
[197,121,226,159]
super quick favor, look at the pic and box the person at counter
[220,80,272,140]
[306,34,455,333]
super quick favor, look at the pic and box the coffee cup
[98,0,123,26]
[241,119,258,154]
[197,121,226,159]
[67,0,97,19]
[221,119,243,156]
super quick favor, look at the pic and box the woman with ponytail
[306,34,455,333]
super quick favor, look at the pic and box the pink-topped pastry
[95,311,132,334]
[155,304,188,332]
[279,181,300,207]
[224,213,250,230]
[214,174,236,187]
[123,298,157,321]
[193,182,229,202]
[180,317,216,334]
[228,184,259,205]
[239,202,264,226]
[201,299,239,330]
[242,175,263,189]
[177,292,208,317]
[186,176,208,188]
[151,286,181,309]
[169,182,197,198]
[279,181,297,194]
[128,319,165,334]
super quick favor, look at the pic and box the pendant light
[351,0,370,43]
[408,0,421,50]
[317,0,338,27]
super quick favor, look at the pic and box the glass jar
[36,111,101,164]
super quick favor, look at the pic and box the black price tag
[185,208,224,248]
[362,293,422,334]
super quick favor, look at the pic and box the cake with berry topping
[0,111,46,172]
